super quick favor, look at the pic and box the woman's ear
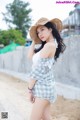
[49,28,52,33]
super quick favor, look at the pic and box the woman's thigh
[30,97,50,120]
[42,103,51,120]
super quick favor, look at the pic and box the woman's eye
[41,28,44,31]
[37,28,44,34]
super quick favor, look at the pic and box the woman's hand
[29,92,35,103]
[27,89,35,103]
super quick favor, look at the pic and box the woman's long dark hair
[34,22,66,61]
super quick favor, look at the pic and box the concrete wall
[0,46,32,73]
[0,35,80,88]
[54,35,80,88]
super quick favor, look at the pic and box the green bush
[0,29,25,46]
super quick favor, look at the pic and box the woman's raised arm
[27,41,35,59]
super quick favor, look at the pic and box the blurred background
[0,0,80,98]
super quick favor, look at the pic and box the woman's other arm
[28,79,36,90]
[27,41,36,92]
[27,41,35,59]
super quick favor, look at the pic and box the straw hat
[29,17,63,44]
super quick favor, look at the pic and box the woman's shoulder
[44,42,56,50]
[40,42,56,58]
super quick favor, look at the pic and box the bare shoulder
[40,42,56,58]
[44,42,56,50]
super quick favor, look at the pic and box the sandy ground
[0,72,80,120]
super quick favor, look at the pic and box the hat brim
[50,18,63,32]
[29,18,63,44]
[29,25,41,44]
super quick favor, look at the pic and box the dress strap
[54,39,58,48]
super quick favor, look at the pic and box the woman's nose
[38,33,41,38]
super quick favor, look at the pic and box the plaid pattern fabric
[28,55,57,103]
[33,82,57,103]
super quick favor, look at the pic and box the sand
[51,96,80,120]
[0,72,80,120]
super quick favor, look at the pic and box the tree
[0,29,25,46]
[2,0,32,38]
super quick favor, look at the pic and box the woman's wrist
[28,87,33,90]
[28,87,33,93]
[32,40,35,44]
[31,41,35,46]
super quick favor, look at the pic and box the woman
[27,17,66,120]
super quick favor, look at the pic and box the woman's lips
[41,37,44,39]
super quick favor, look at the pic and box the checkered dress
[27,51,57,103]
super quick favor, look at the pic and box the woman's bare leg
[30,97,50,120]
[42,102,51,120]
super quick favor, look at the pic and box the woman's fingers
[31,95,35,103]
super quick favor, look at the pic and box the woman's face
[36,25,52,42]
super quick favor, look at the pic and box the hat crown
[35,17,49,26]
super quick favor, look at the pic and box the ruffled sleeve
[27,57,55,81]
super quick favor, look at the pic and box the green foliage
[2,0,32,38]
[0,29,25,46]
[0,42,20,54]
